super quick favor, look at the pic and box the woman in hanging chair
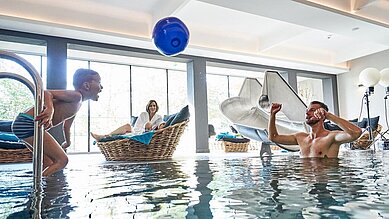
[91,100,165,141]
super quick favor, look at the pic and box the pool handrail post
[0,50,44,216]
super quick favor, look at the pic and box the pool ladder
[0,50,44,218]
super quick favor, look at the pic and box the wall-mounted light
[359,67,380,95]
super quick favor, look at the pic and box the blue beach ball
[152,17,190,57]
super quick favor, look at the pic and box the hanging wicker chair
[97,120,189,161]
[350,124,382,150]
[0,140,32,163]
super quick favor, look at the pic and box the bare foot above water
[90,132,107,141]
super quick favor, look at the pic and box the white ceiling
[0,0,388,74]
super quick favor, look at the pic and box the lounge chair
[0,140,32,163]
[324,116,381,150]
[350,124,382,150]
[0,121,32,163]
[97,119,189,161]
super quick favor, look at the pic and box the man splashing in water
[268,101,362,158]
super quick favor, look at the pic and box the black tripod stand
[363,88,376,150]
[364,89,374,140]
[379,92,389,140]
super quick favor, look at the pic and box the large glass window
[207,74,229,132]
[89,62,132,152]
[132,66,167,116]
[0,38,46,120]
[66,60,89,152]
[0,78,34,120]
[1,35,337,156]
[66,46,188,153]
[206,65,264,133]
[228,76,245,98]
[297,76,324,105]
[167,70,187,114]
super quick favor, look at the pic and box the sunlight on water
[1,150,389,218]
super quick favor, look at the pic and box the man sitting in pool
[12,69,103,177]
[268,101,362,158]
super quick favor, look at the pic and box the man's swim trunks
[12,113,35,139]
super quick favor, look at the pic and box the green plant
[0,79,34,120]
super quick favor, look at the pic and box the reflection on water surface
[1,150,389,218]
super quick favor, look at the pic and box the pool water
[1,150,389,218]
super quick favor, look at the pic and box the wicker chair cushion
[324,118,370,131]
[0,120,13,133]
[0,132,19,142]
[353,120,367,128]
[215,132,236,141]
[97,120,188,161]
[361,116,380,130]
[222,137,250,143]
[324,121,342,131]
[130,116,138,126]
[98,130,155,144]
[164,105,190,127]
[0,130,30,163]
[164,113,177,126]
[170,105,190,126]
[208,124,216,137]
[0,139,26,149]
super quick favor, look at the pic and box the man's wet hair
[73,69,99,89]
[310,100,328,112]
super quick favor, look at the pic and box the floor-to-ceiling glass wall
[206,65,264,133]
[67,46,190,153]
[0,33,332,155]
[297,76,324,105]
[132,66,167,116]
[206,74,229,132]
[206,65,265,151]
[0,37,46,121]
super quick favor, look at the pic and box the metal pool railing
[0,50,44,218]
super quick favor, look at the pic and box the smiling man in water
[268,101,362,158]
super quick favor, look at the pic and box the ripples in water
[1,150,389,218]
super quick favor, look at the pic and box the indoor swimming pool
[1,150,388,218]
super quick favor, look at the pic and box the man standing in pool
[12,69,103,176]
[268,101,362,158]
